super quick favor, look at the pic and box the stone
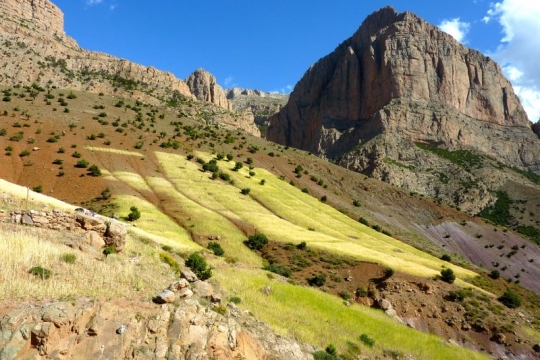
[75,214,106,233]
[22,214,34,226]
[192,281,213,299]
[378,298,392,311]
[181,269,199,282]
[178,288,194,299]
[533,343,540,352]
[104,220,127,252]
[260,286,272,296]
[153,290,176,304]
[168,279,190,291]
[495,333,506,344]
[78,231,105,251]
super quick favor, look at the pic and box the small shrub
[88,164,102,176]
[249,170,255,177]
[233,161,243,171]
[440,268,456,284]
[360,334,375,348]
[353,200,361,207]
[384,267,395,278]
[103,246,116,256]
[490,270,501,279]
[212,305,227,316]
[308,273,327,287]
[52,159,63,165]
[339,291,351,300]
[75,159,89,168]
[72,151,81,158]
[32,185,43,193]
[240,188,251,195]
[207,242,224,256]
[19,149,30,157]
[498,290,521,308]
[297,241,307,250]
[245,233,268,250]
[229,296,241,304]
[358,217,369,226]
[301,188,309,193]
[260,179,266,185]
[127,206,141,221]
[186,253,212,280]
[441,254,451,262]
[320,195,327,203]
[60,253,77,264]
[28,266,52,279]
[159,252,181,273]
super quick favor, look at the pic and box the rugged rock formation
[266,6,540,212]
[0,297,315,359]
[186,69,231,111]
[0,0,235,113]
[0,0,65,36]
[227,88,288,136]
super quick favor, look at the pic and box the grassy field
[214,268,489,360]
[0,178,74,211]
[0,225,173,301]
[154,151,478,285]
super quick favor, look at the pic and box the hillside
[1,1,540,359]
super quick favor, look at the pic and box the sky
[51,0,540,122]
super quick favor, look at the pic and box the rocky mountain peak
[185,68,231,111]
[266,6,540,212]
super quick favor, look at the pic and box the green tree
[440,268,456,283]
[498,289,521,308]
[245,232,268,250]
[186,253,212,280]
[127,206,141,221]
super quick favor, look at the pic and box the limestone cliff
[266,6,540,213]
[0,0,236,113]
[227,88,288,136]
[186,68,231,111]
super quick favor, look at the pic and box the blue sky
[52,0,540,122]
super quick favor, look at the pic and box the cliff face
[0,0,64,35]
[266,6,540,213]
[186,69,231,111]
[267,7,533,157]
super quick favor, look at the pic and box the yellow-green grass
[144,176,262,267]
[0,178,74,211]
[114,194,197,251]
[158,151,477,284]
[0,226,172,301]
[523,326,540,342]
[215,267,489,360]
[85,146,144,157]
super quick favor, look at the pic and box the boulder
[533,343,540,352]
[378,298,393,311]
[168,279,190,291]
[153,290,176,304]
[78,231,105,251]
[181,269,199,282]
[192,281,213,299]
[75,214,106,233]
[104,220,127,252]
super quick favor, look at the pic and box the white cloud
[110,4,117,11]
[270,84,293,94]
[224,76,234,87]
[438,18,470,43]
[86,0,103,5]
[486,0,540,122]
